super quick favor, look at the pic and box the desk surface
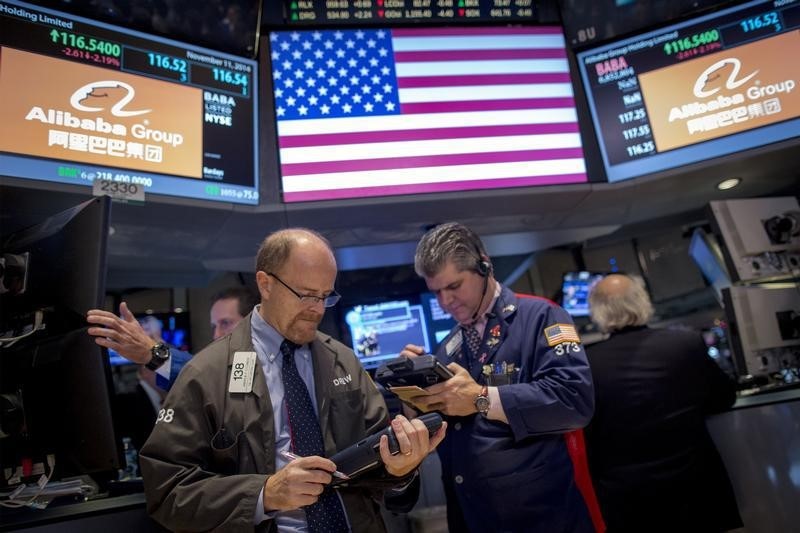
[733,385,800,409]
[0,492,148,532]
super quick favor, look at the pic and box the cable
[0,454,56,509]
[470,274,489,322]
[0,310,44,348]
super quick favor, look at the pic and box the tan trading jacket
[139,314,405,532]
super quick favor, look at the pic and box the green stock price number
[50,30,121,56]
[663,29,721,55]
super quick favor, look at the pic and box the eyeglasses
[267,272,341,308]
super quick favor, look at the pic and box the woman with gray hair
[584,274,741,533]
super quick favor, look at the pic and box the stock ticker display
[576,0,800,183]
[0,1,260,204]
[281,0,543,25]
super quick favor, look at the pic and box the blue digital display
[420,292,456,346]
[344,300,430,370]
[561,271,605,317]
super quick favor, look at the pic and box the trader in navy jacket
[403,222,596,532]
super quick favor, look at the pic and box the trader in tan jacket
[139,228,446,532]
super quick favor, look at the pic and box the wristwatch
[145,342,171,371]
[474,385,490,417]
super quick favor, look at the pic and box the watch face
[152,343,170,360]
[475,396,490,413]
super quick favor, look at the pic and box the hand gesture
[86,302,154,364]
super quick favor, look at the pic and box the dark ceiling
[1,136,797,290]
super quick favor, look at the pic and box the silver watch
[145,342,170,371]
[474,386,490,417]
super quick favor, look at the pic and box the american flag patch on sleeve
[544,323,581,347]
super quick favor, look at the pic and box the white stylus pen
[279,450,350,480]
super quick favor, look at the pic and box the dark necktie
[280,340,349,532]
[462,325,482,369]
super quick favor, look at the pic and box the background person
[584,274,742,533]
[139,228,446,531]
[86,286,257,390]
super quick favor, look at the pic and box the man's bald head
[254,228,336,275]
[589,274,654,333]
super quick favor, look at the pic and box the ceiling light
[717,178,741,190]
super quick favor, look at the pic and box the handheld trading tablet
[374,355,453,389]
[329,412,443,481]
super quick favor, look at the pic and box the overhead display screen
[0,1,259,205]
[575,0,800,183]
[283,0,541,25]
[343,300,431,370]
[269,26,587,202]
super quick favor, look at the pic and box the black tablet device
[329,412,443,482]
[374,355,453,389]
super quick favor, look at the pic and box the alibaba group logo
[693,58,759,98]
[69,81,151,117]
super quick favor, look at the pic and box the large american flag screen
[269,26,587,202]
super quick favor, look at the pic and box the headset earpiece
[476,259,490,277]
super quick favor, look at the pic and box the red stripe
[392,27,564,37]
[394,48,567,62]
[515,293,559,307]
[279,122,579,148]
[564,430,607,533]
[397,72,572,88]
[401,97,577,114]
[280,147,585,176]
[282,173,587,202]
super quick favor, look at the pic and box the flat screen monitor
[558,0,731,49]
[267,25,589,202]
[343,299,431,370]
[420,292,456,347]
[278,0,559,25]
[26,0,263,58]
[0,1,259,205]
[708,197,800,283]
[688,228,731,303]
[582,240,642,276]
[0,196,122,485]
[574,0,800,183]
[561,271,605,317]
[638,230,707,303]
[722,284,800,378]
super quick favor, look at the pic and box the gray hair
[414,222,489,278]
[255,228,334,274]
[589,274,654,333]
